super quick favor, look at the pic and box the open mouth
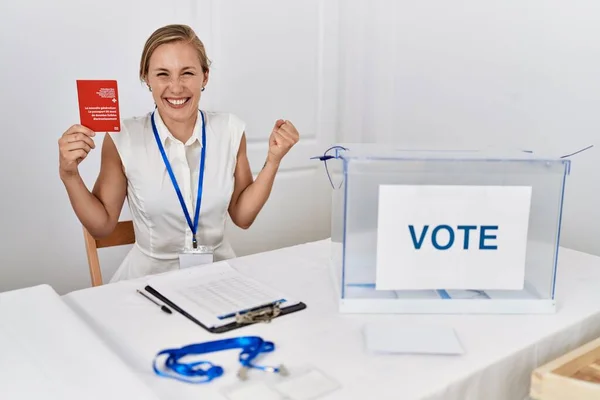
[164,98,191,109]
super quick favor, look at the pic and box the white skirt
[108,240,236,283]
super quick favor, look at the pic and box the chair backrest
[82,221,135,286]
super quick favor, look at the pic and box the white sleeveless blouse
[107,109,245,282]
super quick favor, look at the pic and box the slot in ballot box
[326,145,571,314]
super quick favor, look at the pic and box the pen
[137,289,172,314]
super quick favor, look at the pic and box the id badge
[178,245,214,269]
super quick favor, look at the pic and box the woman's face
[145,41,207,124]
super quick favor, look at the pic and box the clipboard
[145,285,307,334]
[141,262,307,334]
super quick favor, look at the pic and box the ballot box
[326,145,571,314]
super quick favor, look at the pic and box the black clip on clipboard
[144,285,307,334]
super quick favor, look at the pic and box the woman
[58,24,299,282]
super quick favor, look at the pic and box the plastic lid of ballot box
[326,145,571,315]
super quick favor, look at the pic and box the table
[0,284,160,400]
[61,239,600,400]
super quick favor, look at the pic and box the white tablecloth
[0,284,160,400]
[61,239,600,400]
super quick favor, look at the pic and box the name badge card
[375,185,532,290]
[179,246,214,269]
[76,80,120,132]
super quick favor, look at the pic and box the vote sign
[375,185,532,290]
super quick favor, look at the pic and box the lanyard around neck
[151,110,206,249]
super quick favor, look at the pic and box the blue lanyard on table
[152,336,286,383]
[151,110,206,249]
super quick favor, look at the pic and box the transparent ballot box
[327,145,571,314]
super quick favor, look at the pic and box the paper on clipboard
[145,262,300,329]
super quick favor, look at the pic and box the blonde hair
[139,24,211,81]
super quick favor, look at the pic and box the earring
[201,87,205,92]
[148,85,152,92]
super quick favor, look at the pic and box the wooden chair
[83,221,135,287]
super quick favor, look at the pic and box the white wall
[1,0,599,294]
[337,0,600,256]
[0,0,336,294]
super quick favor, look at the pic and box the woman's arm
[228,120,299,229]
[61,132,127,237]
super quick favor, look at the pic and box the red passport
[76,80,121,132]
